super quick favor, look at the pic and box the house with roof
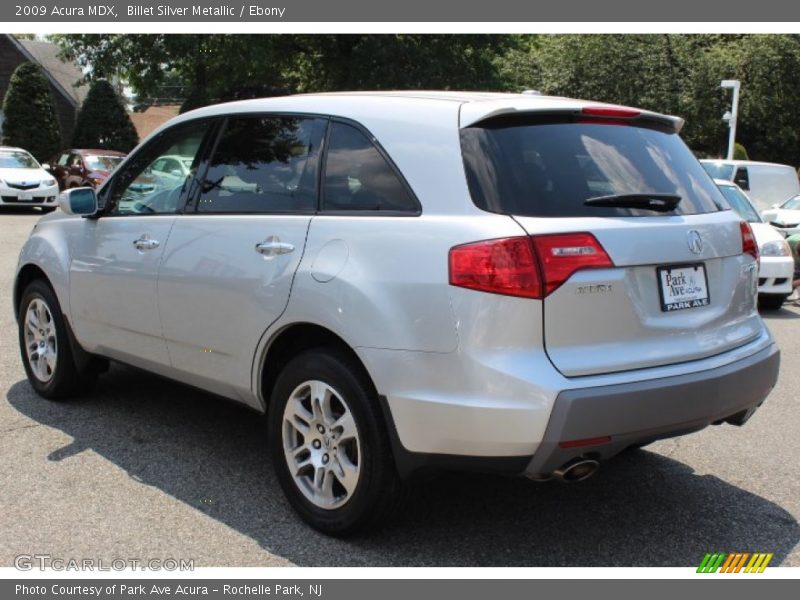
[0,34,88,144]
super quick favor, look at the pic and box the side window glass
[734,167,750,191]
[108,120,210,216]
[197,116,325,213]
[322,122,417,213]
[57,154,69,167]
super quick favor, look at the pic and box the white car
[761,194,800,238]
[700,159,800,212]
[715,179,794,309]
[0,146,59,210]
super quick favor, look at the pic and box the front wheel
[18,279,96,399]
[268,348,402,535]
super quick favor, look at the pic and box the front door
[69,118,214,371]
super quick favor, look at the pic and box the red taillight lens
[531,233,614,295]
[740,221,759,262]
[581,106,641,118]
[558,436,612,449]
[449,233,613,299]
[449,237,542,298]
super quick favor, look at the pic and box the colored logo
[697,552,773,573]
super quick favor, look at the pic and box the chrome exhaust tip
[553,458,600,482]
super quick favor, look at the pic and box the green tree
[733,142,749,160]
[72,80,138,151]
[1,62,62,161]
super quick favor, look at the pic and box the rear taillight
[448,233,613,299]
[531,233,614,295]
[740,221,759,262]
[448,236,542,298]
[582,106,641,118]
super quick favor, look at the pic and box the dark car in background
[46,149,126,190]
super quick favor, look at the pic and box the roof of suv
[157,91,683,143]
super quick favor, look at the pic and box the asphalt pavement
[1,208,798,567]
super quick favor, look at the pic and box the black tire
[268,348,402,536]
[759,294,788,310]
[18,279,96,400]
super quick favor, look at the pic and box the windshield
[717,184,761,222]
[781,195,800,210]
[0,151,39,169]
[701,162,735,181]
[84,155,124,171]
[461,117,724,217]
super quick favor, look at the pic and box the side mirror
[58,187,98,216]
[41,163,52,172]
[772,203,780,209]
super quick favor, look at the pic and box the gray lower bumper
[524,343,781,477]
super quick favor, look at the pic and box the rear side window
[198,116,326,213]
[322,122,418,213]
[461,117,724,218]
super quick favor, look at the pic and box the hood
[86,169,111,180]
[0,167,51,183]
[749,222,785,246]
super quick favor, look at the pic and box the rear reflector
[449,232,613,299]
[559,436,612,449]
[740,221,759,262]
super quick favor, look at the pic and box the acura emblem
[687,230,703,254]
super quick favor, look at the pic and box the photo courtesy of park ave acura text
[0,31,799,568]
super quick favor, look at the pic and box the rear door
[461,113,762,377]
[157,114,327,398]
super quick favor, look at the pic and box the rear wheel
[268,348,402,535]
[759,294,788,310]
[18,279,96,399]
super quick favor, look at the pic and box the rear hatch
[460,108,763,377]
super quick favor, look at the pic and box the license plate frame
[657,263,710,312]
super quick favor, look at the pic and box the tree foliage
[51,33,800,165]
[1,62,62,161]
[71,79,139,151]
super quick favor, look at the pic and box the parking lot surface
[1,209,798,567]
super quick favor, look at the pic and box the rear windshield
[717,184,761,223]
[461,117,725,218]
[701,162,735,181]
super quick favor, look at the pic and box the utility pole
[721,80,740,160]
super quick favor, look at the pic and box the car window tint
[57,153,69,167]
[461,116,724,218]
[108,120,210,216]
[322,122,417,213]
[197,116,325,214]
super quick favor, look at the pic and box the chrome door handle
[133,235,159,251]
[255,238,295,257]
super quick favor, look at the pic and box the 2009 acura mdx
[14,92,780,534]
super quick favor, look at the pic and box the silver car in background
[14,92,780,534]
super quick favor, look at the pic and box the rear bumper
[523,342,780,477]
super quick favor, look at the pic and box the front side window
[196,116,326,214]
[322,122,418,213]
[107,120,210,216]
[717,184,761,223]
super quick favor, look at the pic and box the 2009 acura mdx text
[14,92,780,534]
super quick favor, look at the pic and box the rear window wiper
[583,193,682,212]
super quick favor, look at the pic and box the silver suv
[14,92,780,534]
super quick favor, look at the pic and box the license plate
[18,192,32,201]
[657,264,710,312]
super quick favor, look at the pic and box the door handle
[255,237,295,257]
[133,235,160,251]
